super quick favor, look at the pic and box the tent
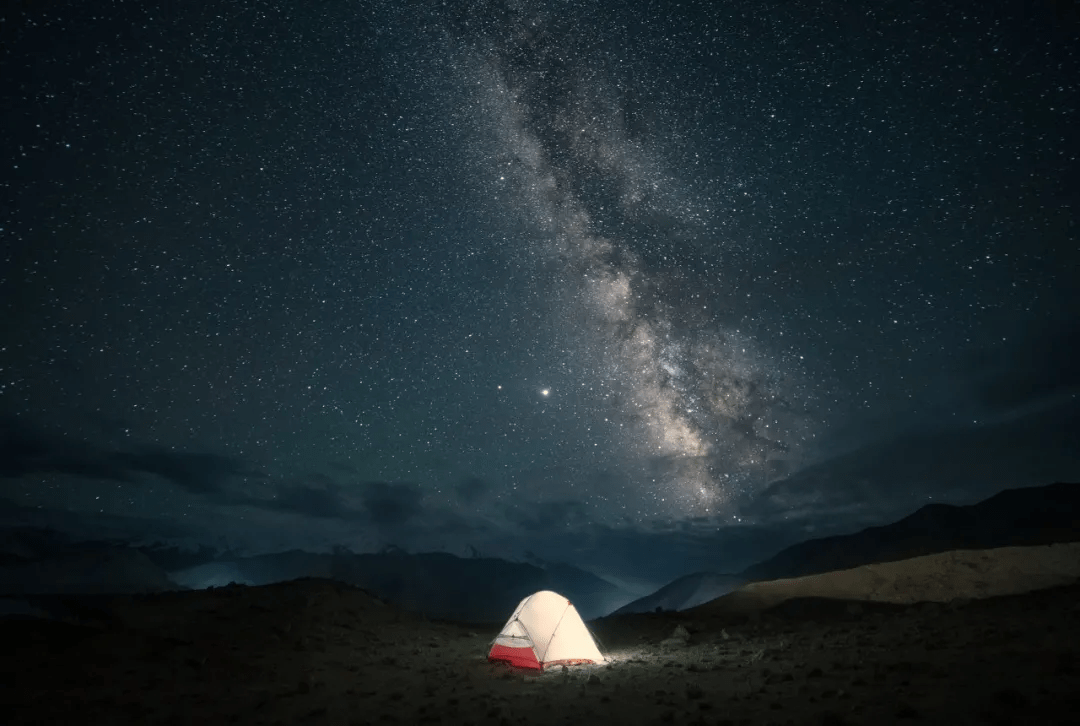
[488,590,605,670]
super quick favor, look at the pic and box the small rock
[896,703,920,719]
[587,674,602,686]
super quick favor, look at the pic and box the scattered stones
[661,625,691,647]
[6,569,1080,726]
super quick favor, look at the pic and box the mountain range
[0,533,630,622]
[613,480,1079,614]
[740,480,1080,582]
[1,481,1076,620]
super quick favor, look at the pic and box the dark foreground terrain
[1,577,1078,726]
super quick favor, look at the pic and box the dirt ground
[1,571,1078,725]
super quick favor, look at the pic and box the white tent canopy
[488,590,604,670]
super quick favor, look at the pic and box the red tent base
[488,644,541,670]
[488,646,598,671]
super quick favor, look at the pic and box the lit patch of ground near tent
[3,544,1080,725]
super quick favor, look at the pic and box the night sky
[2,0,1078,591]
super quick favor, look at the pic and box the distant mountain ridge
[612,572,745,614]
[0,525,631,622]
[0,549,176,596]
[612,481,1080,617]
[171,548,629,622]
[740,481,1080,582]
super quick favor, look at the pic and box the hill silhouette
[740,481,1080,581]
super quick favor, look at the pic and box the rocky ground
[1,575,1078,725]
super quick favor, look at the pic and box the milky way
[5,0,1073,570]
[438,2,816,519]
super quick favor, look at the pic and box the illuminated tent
[488,590,604,670]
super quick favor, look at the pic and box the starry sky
[2,0,1078,591]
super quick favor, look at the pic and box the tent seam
[539,601,571,663]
